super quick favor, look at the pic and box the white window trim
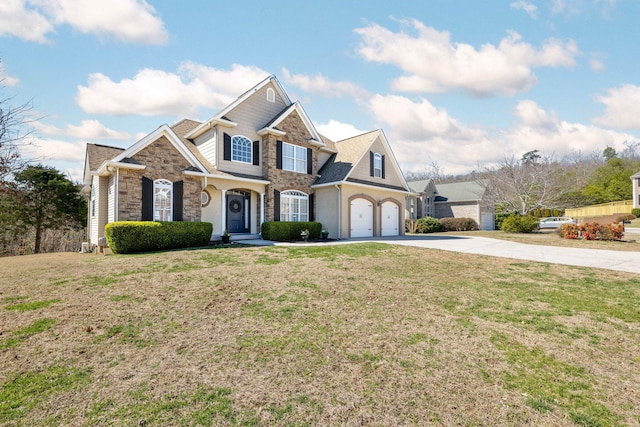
[231,135,252,164]
[280,190,309,222]
[373,152,382,178]
[154,179,173,222]
[282,142,307,174]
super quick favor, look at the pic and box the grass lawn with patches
[0,245,638,426]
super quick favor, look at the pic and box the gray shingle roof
[434,181,486,203]
[86,143,124,171]
[315,130,379,185]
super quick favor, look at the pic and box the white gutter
[183,170,270,185]
[313,180,410,195]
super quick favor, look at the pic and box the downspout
[335,184,341,239]
[114,167,119,221]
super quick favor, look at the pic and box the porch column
[260,193,265,233]
[220,189,226,234]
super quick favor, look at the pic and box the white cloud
[21,136,86,163]
[34,119,130,140]
[354,19,579,97]
[76,63,270,117]
[364,95,636,176]
[510,0,538,18]
[316,120,365,141]
[589,56,605,72]
[282,69,370,99]
[0,0,53,43]
[0,0,167,44]
[506,100,635,156]
[0,62,20,86]
[592,84,640,130]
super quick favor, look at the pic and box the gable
[349,133,408,190]
[224,82,289,133]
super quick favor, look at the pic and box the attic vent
[266,87,275,103]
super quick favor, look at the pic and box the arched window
[280,190,308,222]
[266,87,275,103]
[154,179,173,221]
[373,152,382,178]
[231,135,252,163]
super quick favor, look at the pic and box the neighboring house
[632,171,640,209]
[407,179,495,230]
[84,75,411,246]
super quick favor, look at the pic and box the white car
[538,217,575,229]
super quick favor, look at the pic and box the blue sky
[1,0,639,181]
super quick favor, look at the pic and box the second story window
[283,142,307,173]
[373,153,382,178]
[232,135,252,164]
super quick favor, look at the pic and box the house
[632,171,640,209]
[407,179,495,230]
[84,75,411,246]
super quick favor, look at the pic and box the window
[201,190,210,207]
[373,152,382,178]
[283,142,307,173]
[154,179,173,221]
[231,135,252,163]
[280,190,309,222]
[266,87,275,103]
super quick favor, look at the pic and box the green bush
[104,221,212,254]
[631,208,640,218]
[440,217,478,231]
[500,215,540,233]
[261,221,322,241]
[415,217,442,233]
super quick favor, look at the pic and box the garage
[350,198,373,238]
[381,201,399,236]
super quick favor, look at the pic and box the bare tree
[481,152,561,215]
[405,160,450,183]
[0,93,34,182]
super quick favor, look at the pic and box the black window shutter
[141,176,153,221]
[223,133,231,161]
[369,151,374,177]
[253,140,260,165]
[276,141,283,169]
[309,193,315,222]
[381,155,386,179]
[173,180,183,221]
[274,190,280,221]
[306,148,313,175]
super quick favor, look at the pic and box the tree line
[407,145,640,216]
[1,86,86,256]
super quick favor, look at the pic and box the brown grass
[1,245,638,426]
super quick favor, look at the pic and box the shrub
[405,219,418,233]
[559,222,624,241]
[440,217,478,232]
[618,214,635,222]
[261,221,322,241]
[500,215,540,233]
[415,217,442,233]
[105,221,213,254]
[632,208,640,218]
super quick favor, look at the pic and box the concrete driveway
[244,231,640,274]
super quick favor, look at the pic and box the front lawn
[1,245,638,426]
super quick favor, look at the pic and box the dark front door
[227,192,250,233]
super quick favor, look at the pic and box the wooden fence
[565,200,633,218]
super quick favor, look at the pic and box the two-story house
[84,75,411,245]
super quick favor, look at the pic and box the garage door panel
[381,201,399,236]
[350,198,373,238]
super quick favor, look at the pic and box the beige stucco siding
[315,186,340,237]
[337,183,406,238]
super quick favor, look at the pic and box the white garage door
[350,198,373,238]
[480,213,495,231]
[381,201,399,236]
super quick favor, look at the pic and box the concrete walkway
[243,232,640,274]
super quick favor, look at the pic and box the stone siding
[262,111,318,221]
[117,136,202,222]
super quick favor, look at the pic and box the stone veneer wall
[117,136,202,222]
[262,111,318,222]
